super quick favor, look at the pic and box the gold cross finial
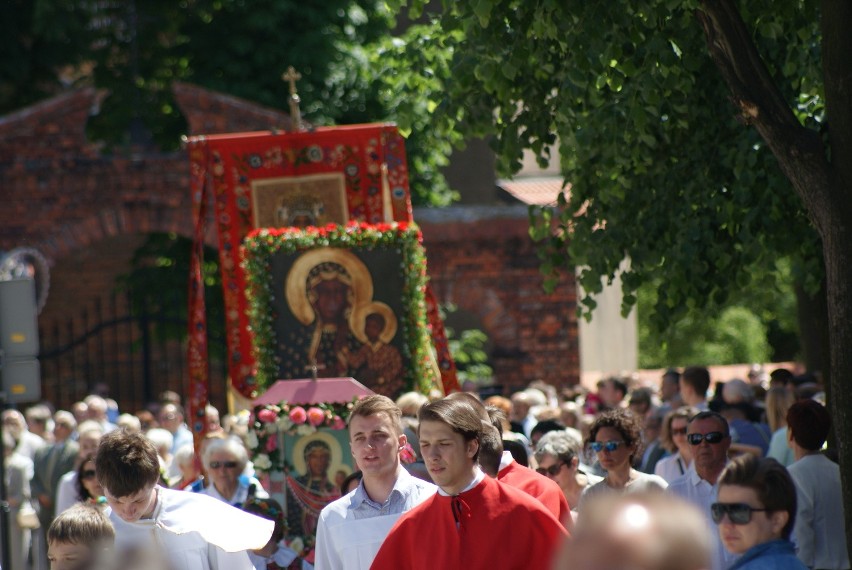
[282,66,303,131]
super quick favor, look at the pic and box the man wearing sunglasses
[668,411,736,570]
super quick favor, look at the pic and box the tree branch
[695,0,835,232]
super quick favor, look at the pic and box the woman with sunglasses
[713,454,806,569]
[654,406,699,483]
[198,436,269,507]
[74,453,106,505]
[534,429,602,511]
[577,409,667,511]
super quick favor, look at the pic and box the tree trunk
[696,0,852,558]
[794,278,831,383]
[821,212,852,564]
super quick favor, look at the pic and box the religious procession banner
[186,124,459,444]
[243,222,437,397]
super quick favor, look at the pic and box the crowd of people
[0,365,848,570]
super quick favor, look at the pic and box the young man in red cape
[370,397,568,569]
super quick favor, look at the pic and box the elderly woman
[578,409,667,511]
[534,429,602,511]
[714,455,806,569]
[197,436,268,506]
[654,406,699,483]
[170,444,201,490]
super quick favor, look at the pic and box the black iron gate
[38,289,227,414]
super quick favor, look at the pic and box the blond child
[47,503,115,570]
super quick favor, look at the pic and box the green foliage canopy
[385,0,825,332]
[1,0,456,206]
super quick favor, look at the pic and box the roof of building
[496,176,570,206]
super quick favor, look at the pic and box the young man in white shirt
[314,395,436,570]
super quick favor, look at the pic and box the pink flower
[307,407,325,427]
[258,409,277,424]
[289,406,307,424]
[265,436,278,452]
[331,415,346,430]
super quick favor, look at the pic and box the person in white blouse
[655,406,699,483]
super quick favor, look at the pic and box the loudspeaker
[0,278,41,403]
[0,278,39,357]
[0,359,41,404]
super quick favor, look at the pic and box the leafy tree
[639,256,798,368]
[0,1,97,112]
[385,0,852,551]
[2,0,456,206]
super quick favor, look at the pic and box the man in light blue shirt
[668,411,737,570]
[314,395,436,570]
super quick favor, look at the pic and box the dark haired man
[371,397,567,569]
[96,429,273,569]
[485,406,570,526]
[786,400,850,570]
[680,366,711,410]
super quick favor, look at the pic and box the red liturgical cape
[370,476,567,569]
[498,459,571,528]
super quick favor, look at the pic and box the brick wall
[0,84,579,409]
[418,206,579,391]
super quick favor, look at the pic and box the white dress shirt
[314,468,436,570]
[654,452,689,484]
[668,463,737,570]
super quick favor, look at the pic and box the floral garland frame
[247,400,356,474]
[242,221,435,395]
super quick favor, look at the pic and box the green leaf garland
[242,221,435,394]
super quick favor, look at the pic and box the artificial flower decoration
[248,399,357,477]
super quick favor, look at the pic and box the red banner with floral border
[186,123,459,402]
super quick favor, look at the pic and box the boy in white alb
[96,429,273,570]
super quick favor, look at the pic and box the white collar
[498,450,514,473]
[437,467,486,496]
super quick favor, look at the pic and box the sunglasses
[671,427,688,436]
[687,432,726,446]
[81,470,97,480]
[536,462,565,476]
[590,441,625,453]
[711,502,768,525]
[209,461,239,470]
